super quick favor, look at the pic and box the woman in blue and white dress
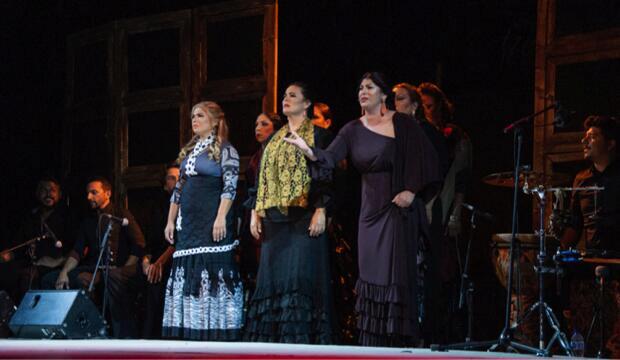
[162,101,243,340]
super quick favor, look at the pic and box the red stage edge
[0,339,542,359]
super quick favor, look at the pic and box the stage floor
[0,339,548,359]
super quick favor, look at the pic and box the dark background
[2,0,540,338]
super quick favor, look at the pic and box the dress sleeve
[399,116,442,195]
[170,166,187,204]
[310,122,351,181]
[245,139,274,210]
[220,143,240,200]
[309,128,336,210]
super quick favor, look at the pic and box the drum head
[492,233,539,249]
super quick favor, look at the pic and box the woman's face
[282,85,310,117]
[255,114,275,143]
[394,88,417,116]
[421,94,441,124]
[358,78,385,111]
[191,106,214,137]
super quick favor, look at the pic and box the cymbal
[491,233,559,248]
[483,171,571,188]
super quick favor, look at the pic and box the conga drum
[491,233,539,345]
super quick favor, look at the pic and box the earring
[380,99,386,117]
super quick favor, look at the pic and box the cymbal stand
[515,186,572,356]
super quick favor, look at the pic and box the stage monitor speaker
[9,289,107,339]
[0,290,16,337]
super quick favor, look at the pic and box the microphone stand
[432,105,559,355]
[502,103,557,134]
[458,208,477,343]
[88,216,114,322]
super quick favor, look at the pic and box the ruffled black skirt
[243,210,334,344]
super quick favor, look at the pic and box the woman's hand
[213,216,226,242]
[164,222,175,244]
[250,210,262,240]
[309,208,326,237]
[282,130,315,159]
[392,190,415,208]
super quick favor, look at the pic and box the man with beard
[0,177,72,303]
[42,177,146,338]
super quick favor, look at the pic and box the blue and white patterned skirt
[162,242,243,340]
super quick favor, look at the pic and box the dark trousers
[141,265,170,339]
[41,263,142,338]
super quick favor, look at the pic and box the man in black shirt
[560,116,620,357]
[562,116,620,252]
[42,177,146,338]
[141,163,177,338]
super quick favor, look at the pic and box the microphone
[42,221,62,248]
[461,203,494,221]
[552,101,574,129]
[502,118,527,134]
[101,213,129,226]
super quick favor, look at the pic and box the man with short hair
[43,177,146,338]
[562,115,620,252]
[141,163,177,338]
[560,115,620,357]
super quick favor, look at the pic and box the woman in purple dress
[284,72,441,346]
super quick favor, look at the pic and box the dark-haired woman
[162,101,243,340]
[286,73,441,346]
[393,82,450,342]
[244,82,335,344]
[239,113,283,286]
[418,82,472,344]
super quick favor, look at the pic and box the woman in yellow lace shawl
[244,82,335,344]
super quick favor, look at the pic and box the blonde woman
[162,101,242,340]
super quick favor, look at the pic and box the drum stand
[586,266,609,358]
[514,186,572,356]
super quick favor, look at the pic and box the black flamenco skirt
[243,208,334,344]
[355,279,417,347]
